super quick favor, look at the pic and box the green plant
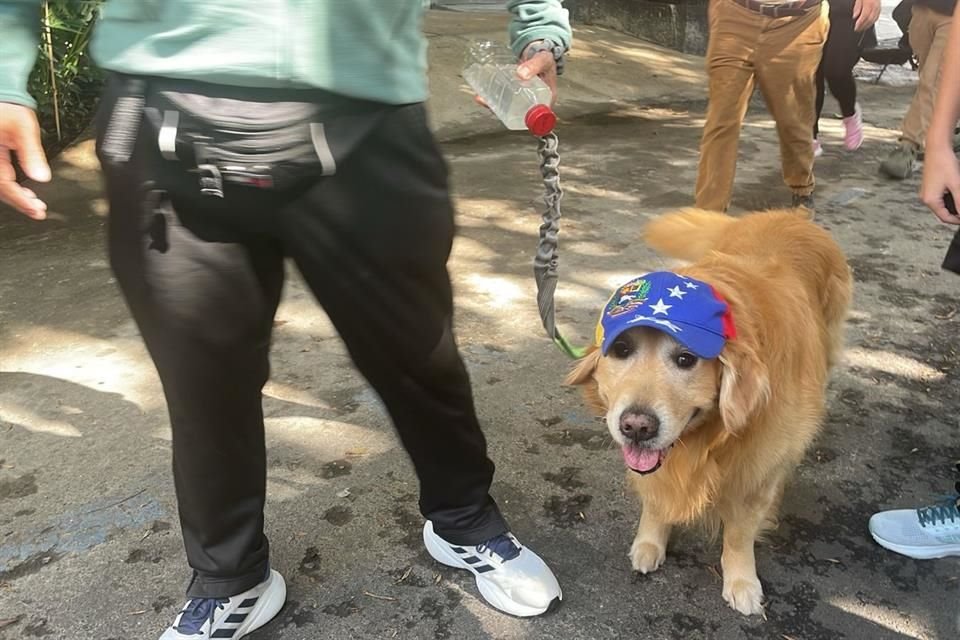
[28,0,104,153]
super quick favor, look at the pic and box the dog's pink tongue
[623,446,661,472]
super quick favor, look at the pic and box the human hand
[920,142,960,224]
[473,41,560,109]
[519,42,559,105]
[0,103,51,220]
[852,0,881,32]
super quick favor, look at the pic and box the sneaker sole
[234,570,287,637]
[422,521,561,618]
[870,534,960,560]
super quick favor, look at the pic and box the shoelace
[476,533,521,562]
[916,495,960,528]
[175,597,229,635]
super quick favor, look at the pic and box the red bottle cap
[524,104,557,136]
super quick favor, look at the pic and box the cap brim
[601,319,726,359]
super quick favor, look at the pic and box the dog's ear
[564,347,600,386]
[718,339,770,432]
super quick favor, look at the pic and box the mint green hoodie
[0,0,571,109]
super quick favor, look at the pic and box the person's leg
[822,14,866,150]
[694,0,760,212]
[96,77,286,601]
[754,3,829,204]
[814,57,826,158]
[282,106,502,544]
[822,15,861,118]
[281,103,560,616]
[814,13,841,142]
[882,6,950,177]
[902,6,952,147]
[815,57,826,140]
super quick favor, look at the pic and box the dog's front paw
[630,540,666,574]
[722,576,764,616]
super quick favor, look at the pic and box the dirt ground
[1,16,958,640]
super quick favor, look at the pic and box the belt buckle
[197,164,224,198]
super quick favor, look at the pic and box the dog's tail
[642,209,735,262]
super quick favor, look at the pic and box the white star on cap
[626,315,682,333]
[649,298,672,315]
[667,285,687,299]
[684,281,699,290]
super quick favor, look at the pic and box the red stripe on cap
[709,286,737,340]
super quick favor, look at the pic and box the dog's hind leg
[630,506,672,575]
[717,484,780,616]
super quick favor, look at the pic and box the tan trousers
[901,5,954,147]
[695,0,829,212]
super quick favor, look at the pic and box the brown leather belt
[730,0,820,17]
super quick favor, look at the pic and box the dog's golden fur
[566,209,852,615]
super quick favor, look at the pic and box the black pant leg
[822,15,862,118]
[96,77,286,598]
[280,104,508,546]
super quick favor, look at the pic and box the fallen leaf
[395,566,413,584]
[336,488,351,499]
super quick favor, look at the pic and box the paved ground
[1,11,958,640]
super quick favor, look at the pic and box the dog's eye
[675,352,698,369]
[611,340,633,359]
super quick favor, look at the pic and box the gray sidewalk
[1,10,958,640]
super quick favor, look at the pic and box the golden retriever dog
[566,209,852,615]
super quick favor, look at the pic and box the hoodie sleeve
[507,0,572,58]
[0,0,42,108]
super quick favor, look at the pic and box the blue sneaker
[423,521,561,617]
[159,569,286,639]
[869,495,960,560]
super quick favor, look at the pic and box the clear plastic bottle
[462,40,557,136]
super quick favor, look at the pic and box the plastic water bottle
[462,40,557,136]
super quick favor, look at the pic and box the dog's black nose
[619,407,660,443]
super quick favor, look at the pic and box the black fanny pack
[100,74,389,196]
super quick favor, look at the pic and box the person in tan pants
[880,0,957,180]
[695,0,830,212]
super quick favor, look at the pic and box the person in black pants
[814,0,879,156]
[0,2,571,637]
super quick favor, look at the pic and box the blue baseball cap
[595,272,736,359]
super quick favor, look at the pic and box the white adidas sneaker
[423,520,562,617]
[869,495,960,560]
[159,569,286,639]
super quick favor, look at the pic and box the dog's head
[566,272,769,475]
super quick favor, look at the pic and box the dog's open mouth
[622,445,670,475]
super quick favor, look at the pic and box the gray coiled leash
[533,132,588,359]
